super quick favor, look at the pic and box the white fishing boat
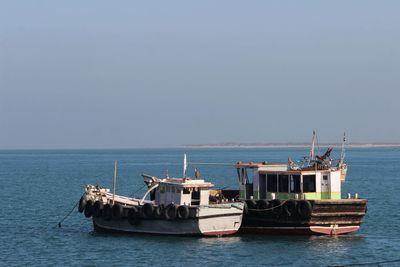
[78,156,244,236]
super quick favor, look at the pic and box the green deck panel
[263,192,341,200]
[253,191,260,200]
[240,190,341,200]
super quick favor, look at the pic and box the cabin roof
[159,177,214,188]
[236,162,287,168]
[258,169,335,174]
[236,162,340,174]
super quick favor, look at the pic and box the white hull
[93,204,243,236]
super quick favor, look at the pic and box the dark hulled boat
[221,133,367,235]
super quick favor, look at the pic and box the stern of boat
[198,203,244,236]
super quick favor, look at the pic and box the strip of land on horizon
[180,143,400,148]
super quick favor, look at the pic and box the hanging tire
[78,196,87,213]
[92,201,104,218]
[84,200,94,218]
[103,203,113,221]
[165,204,177,220]
[297,200,312,220]
[270,199,282,216]
[112,203,123,220]
[177,205,189,220]
[128,206,140,225]
[154,204,165,218]
[142,203,154,219]
[243,201,248,215]
[284,200,297,219]
[246,199,257,210]
[257,199,269,210]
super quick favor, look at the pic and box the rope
[247,200,288,211]
[329,258,400,267]
[56,200,79,228]
[130,184,146,197]
[188,162,234,166]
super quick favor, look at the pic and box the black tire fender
[92,201,104,218]
[177,205,189,220]
[165,204,177,220]
[142,203,154,219]
[284,200,297,218]
[257,199,269,210]
[128,206,140,225]
[270,199,282,215]
[246,199,257,209]
[112,203,123,220]
[154,204,165,218]
[243,201,248,215]
[103,203,113,221]
[84,200,94,218]
[297,200,312,220]
[78,196,87,213]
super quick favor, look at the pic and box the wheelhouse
[143,175,214,206]
[236,162,341,200]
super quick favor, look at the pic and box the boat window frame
[303,174,316,193]
[278,174,289,193]
[267,173,278,193]
[290,174,301,193]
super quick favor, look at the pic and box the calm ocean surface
[1,148,399,266]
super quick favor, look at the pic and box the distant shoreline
[179,143,400,148]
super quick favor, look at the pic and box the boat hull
[92,205,243,237]
[240,199,367,235]
[239,225,360,235]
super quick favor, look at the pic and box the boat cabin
[151,177,214,206]
[236,162,342,201]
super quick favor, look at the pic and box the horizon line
[1,142,400,150]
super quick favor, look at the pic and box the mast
[340,132,346,161]
[113,160,117,204]
[183,153,187,178]
[310,131,316,161]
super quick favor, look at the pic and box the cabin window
[267,174,278,192]
[191,188,200,205]
[303,175,316,192]
[160,185,165,193]
[278,174,289,192]
[259,174,267,199]
[183,188,191,194]
[290,175,301,193]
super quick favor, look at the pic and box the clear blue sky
[1,1,399,148]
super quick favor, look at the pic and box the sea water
[1,148,399,266]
